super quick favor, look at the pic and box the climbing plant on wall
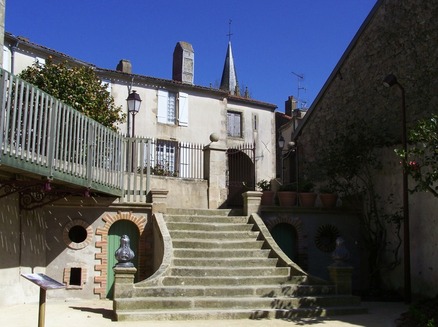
[395,114,438,198]
[306,119,403,294]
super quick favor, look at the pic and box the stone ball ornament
[209,133,219,143]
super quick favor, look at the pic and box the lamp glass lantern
[278,135,285,149]
[127,90,142,114]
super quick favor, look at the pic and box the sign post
[21,273,65,327]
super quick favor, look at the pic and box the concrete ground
[0,299,408,327]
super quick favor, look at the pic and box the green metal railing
[0,69,205,201]
[0,68,122,196]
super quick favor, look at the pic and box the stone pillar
[112,266,136,299]
[203,135,227,209]
[328,237,353,294]
[243,191,262,215]
[151,189,168,214]
[328,265,354,294]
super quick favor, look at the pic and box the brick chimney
[285,96,298,117]
[116,59,132,74]
[172,41,194,85]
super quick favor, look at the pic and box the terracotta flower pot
[319,193,338,208]
[299,192,317,208]
[277,191,297,207]
[260,191,275,205]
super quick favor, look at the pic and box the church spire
[220,20,240,96]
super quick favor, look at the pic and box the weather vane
[227,19,233,42]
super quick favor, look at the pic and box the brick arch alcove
[94,211,147,298]
[263,214,308,271]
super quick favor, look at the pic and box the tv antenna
[291,72,307,109]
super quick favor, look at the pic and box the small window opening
[69,267,82,286]
[69,225,87,243]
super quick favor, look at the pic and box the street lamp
[383,73,411,303]
[127,90,142,172]
[278,135,296,185]
[127,90,142,137]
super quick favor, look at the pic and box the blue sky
[6,0,377,111]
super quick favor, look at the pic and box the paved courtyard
[0,298,408,327]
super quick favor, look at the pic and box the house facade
[3,33,277,206]
[0,33,278,304]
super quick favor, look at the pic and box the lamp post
[127,90,142,172]
[127,90,142,137]
[278,135,296,185]
[383,73,411,303]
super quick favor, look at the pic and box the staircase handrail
[136,212,174,287]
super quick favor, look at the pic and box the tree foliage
[19,58,125,130]
[396,114,438,197]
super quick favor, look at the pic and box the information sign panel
[22,273,65,290]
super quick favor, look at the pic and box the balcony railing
[0,68,205,201]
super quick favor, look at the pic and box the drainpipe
[10,40,20,75]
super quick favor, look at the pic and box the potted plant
[297,180,317,207]
[318,184,338,208]
[256,179,275,205]
[277,183,297,207]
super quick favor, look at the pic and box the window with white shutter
[157,89,189,126]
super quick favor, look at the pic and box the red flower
[408,161,420,170]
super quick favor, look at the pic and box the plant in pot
[277,182,297,207]
[297,180,317,207]
[256,179,275,206]
[318,184,338,208]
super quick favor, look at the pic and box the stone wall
[0,194,46,305]
[150,176,209,209]
[296,0,438,297]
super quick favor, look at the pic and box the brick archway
[264,214,308,271]
[94,211,147,298]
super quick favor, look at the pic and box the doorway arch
[226,144,255,207]
[94,212,147,299]
[271,223,298,261]
[106,220,139,298]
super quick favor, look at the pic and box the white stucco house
[0,32,281,303]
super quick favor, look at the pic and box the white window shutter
[178,92,189,127]
[157,89,168,123]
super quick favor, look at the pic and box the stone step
[173,257,279,267]
[173,248,272,259]
[115,295,362,311]
[169,230,259,239]
[166,208,244,216]
[165,215,249,224]
[169,266,290,277]
[161,275,299,286]
[114,209,364,322]
[172,239,265,249]
[131,284,335,298]
[166,222,253,232]
[116,306,368,321]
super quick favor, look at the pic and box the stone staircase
[114,208,366,321]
